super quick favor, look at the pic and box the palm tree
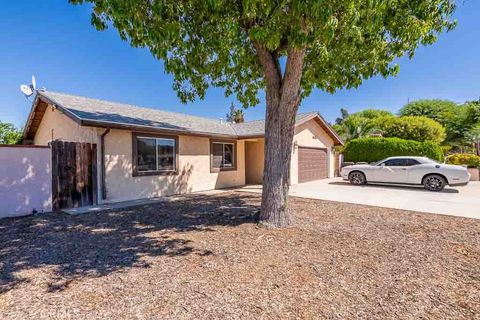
[334,115,380,141]
[226,103,245,123]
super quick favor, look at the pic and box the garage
[298,147,328,183]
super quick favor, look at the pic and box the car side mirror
[379,163,385,168]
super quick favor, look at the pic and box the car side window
[407,159,421,166]
[384,159,409,166]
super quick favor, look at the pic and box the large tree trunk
[253,45,305,228]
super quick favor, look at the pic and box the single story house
[23,91,343,205]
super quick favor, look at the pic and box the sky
[0,1,479,129]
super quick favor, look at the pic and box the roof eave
[237,134,265,139]
[80,118,240,139]
[294,112,344,146]
[23,91,85,142]
[22,94,40,140]
[37,91,83,125]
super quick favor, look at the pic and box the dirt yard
[1,192,479,319]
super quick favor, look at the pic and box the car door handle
[401,168,407,170]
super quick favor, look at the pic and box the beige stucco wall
[243,119,336,186]
[33,106,99,145]
[290,119,335,184]
[33,108,246,203]
[33,106,104,200]
[103,130,245,202]
[245,139,265,184]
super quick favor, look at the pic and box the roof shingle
[33,91,341,144]
[39,91,237,136]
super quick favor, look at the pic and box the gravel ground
[1,192,479,319]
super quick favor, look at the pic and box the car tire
[423,174,446,192]
[349,171,367,185]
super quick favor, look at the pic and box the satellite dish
[31,75,36,90]
[20,84,33,97]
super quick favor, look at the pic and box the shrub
[342,137,444,163]
[372,116,446,144]
[446,153,480,168]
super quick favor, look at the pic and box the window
[133,133,178,176]
[406,159,421,166]
[383,159,409,167]
[210,140,236,171]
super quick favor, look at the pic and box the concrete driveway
[239,178,480,219]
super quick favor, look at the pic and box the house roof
[24,91,343,145]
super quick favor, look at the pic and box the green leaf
[69,0,457,107]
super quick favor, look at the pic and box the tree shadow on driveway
[0,192,260,293]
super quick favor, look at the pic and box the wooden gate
[51,141,97,210]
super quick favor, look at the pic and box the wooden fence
[51,141,97,211]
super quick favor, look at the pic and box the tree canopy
[399,99,457,124]
[464,124,480,155]
[334,108,349,125]
[400,99,480,148]
[226,103,245,123]
[0,121,22,144]
[71,0,456,106]
[354,109,393,119]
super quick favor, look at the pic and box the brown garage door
[298,147,328,183]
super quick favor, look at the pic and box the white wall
[0,146,52,218]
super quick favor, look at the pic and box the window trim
[210,139,237,172]
[132,132,179,177]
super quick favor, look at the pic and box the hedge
[342,137,444,163]
[446,153,480,168]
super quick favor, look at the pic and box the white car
[341,156,470,191]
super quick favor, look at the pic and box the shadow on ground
[0,193,260,293]
[328,181,460,194]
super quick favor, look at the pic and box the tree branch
[252,41,282,93]
[281,48,305,110]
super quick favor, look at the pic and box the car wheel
[349,172,366,185]
[423,174,446,192]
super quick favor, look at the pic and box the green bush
[372,116,446,144]
[342,137,444,163]
[446,153,480,168]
